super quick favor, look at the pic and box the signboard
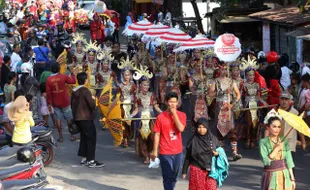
[214,33,241,62]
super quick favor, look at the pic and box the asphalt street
[44,28,310,190]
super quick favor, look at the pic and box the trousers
[159,153,183,190]
[76,120,97,161]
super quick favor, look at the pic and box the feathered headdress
[72,33,87,45]
[118,57,135,71]
[84,40,99,53]
[239,55,259,72]
[133,65,153,81]
[97,48,114,63]
[264,109,282,125]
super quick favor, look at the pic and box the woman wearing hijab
[182,118,221,190]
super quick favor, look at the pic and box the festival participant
[111,42,127,83]
[130,65,162,164]
[209,62,242,161]
[260,115,296,190]
[239,56,262,149]
[71,33,87,75]
[83,40,99,88]
[189,53,208,123]
[150,46,165,98]
[10,43,22,72]
[152,92,186,190]
[90,13,105,46]
[62,10,76,34]
[117,57,136,147]
[182,118,221,190]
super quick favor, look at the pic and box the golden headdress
[117,57,135,71]
[239,55,259,72]
[97,48,114,63]
[72,33,87,45]
[133,65,153,81]
[84,40,99,54]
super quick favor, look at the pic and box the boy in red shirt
[152,92,186,190]
[46,61,77,142]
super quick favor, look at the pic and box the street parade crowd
[0,0,309,190]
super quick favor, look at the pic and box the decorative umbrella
[100,94,123,146]
[278,109,310,139]
[93,0,107,14]
[158,28,192,44]
[122,19,153,36]
[173,36,215,52]
[141,23,170,42]
[214,33,241,62]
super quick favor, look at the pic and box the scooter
[0,148,47,181]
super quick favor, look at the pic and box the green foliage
[0,0,5,11]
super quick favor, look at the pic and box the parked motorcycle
[1,179,48,189]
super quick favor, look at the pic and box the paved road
[44,28,310,190]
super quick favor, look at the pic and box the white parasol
[173,36,215,52]
[214,33,241,62]
[157,28,192,44]
[122,19,153,36]
[141,23,170,42]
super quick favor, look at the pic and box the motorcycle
[1,178,48,189]
[0,148,47,181]
[0,126,57,167]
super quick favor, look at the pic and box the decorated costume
[83,40,100,88]
[90,13,105,45]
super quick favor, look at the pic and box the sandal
[143,157,150,164]
[57,137,64,143]
[70,136,80,141]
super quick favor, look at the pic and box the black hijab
[186,118,221,169]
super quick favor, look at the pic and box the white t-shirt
[302,66,310,76]
[21,61,34,76]
[280,66,292,90]
[10,52,21,72]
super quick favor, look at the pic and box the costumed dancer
[150,46,165,99]
[240,56,264,149]
[83,40,99,89]
[130,65,162,164]
[209,62,242,161]
[188,51,208,123]
[71,32,87,87]
[117,57,136,147]
[90,13,105,46]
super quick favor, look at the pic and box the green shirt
[259,137,295,190]
[40,71,53,84]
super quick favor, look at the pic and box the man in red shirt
[46,61,77,142]
[152,92,186,190]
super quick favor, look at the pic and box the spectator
[158,8,164,23]
[8,96,35,146]
[287,73,300,109]
[279,54,292,91]
[20,54,34,77]
[46,61,77,142]
[164,8,172,27]
[182,118,221,190]
[72,72,104,168]
[125,12,133,29]
[33,38,50,81]
[2,89,25,146]
[152,92,187,190]
[111,13,120,43]
[39,60,53,83]
[20,64,40,122]
[1,55,11,90]
[10,43,21,72]
[0,13,8,35]
[3,72,16,104]
[111,42,126,83]
[301,62,310,76]
[39,83,56,127]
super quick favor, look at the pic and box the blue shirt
[34,46,50,62]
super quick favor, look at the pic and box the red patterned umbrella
[173,35,215,52]
[122,19,153,36]
[142,23,170,42]
[158,28,192,44]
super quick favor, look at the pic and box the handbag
[68,121,80,135]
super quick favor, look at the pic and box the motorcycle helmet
[266,51,279,64]
[17,147,36,164]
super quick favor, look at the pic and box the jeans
[76,120,97,161]
[159,153,183,190]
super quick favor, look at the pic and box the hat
[280,92,291,99]
[8,96,29,122]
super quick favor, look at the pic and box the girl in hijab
[182,117,221,190]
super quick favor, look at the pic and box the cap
[280,92,291,99]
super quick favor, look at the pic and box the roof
[286,25,310,40]
[249,6,310,26]
[219,16,259,23]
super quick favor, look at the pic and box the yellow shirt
[12,112,35,144]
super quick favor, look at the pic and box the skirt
[189,165,217,190]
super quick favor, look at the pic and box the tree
[190,0,204,34]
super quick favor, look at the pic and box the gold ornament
[72,33,87,45]
[97,48,114,63]
[239,55,259,71]
[133,65,153,81]
[117,57,135,71]
[84,40,99,53]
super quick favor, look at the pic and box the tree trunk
[190,0,204,34]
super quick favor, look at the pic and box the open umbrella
[158,28,192,44]
[278,109,310,138]
[141,23,170,42]
[101,94,123,146]
[173,36,215,52]
[122,19,153,36]
[93,0,107,14]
